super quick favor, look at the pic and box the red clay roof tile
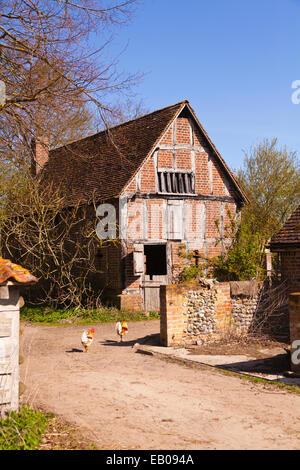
[0,258,38,285]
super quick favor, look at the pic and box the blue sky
[104,0,300,171]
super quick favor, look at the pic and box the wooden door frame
[141,241,172,311]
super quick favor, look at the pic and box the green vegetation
[0,405,50,450]
[176,245,204,282]
[177,138,300,283]
[20,305,159,325]
[177,216,264,283]
[237,138,300,252]
[208,209,265,281]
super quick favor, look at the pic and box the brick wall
[280,251,300,293]
[123,111,239,204]
[31,137,49,175]
[160,284,186,345]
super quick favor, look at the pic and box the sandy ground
[20,320,300,450]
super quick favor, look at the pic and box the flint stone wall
[160,280,264,346]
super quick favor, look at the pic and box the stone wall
[160,280,264,346]
[231,296,261,334]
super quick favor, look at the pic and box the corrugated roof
[0,258,38,285]
[270,205,300,249]
[39,100,248,206]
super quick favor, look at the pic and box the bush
[176,245,204,283]
[208,228,264,281]
[176,209,265,283]
[0,405,49,450]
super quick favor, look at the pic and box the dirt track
[20,320,300,450]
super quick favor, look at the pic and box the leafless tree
[250,279,290,340]
[0,0,140,166]
[0,176,119,308]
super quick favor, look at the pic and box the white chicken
[115,320,128,342]
[81,327,95,352]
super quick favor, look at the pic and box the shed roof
[269,205,300,250]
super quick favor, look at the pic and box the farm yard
[2,0,300,453]
[19,320,300,450]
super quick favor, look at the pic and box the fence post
[289,293,300,373]
[0,284,21,415]
[0,258,38,417]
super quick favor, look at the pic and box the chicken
[81,327,95,352]
[115,320,128,342]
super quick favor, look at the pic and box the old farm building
[270,204,300,293]
[32,100,248,312]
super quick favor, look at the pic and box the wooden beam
[127,193,236,203]
[158,144,204,151]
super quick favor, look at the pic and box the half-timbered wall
[118,108,241,311]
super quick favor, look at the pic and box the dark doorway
[144,244,167,279]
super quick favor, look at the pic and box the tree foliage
[208,209,265,281]
[237,138,300,251]
[210,138,300,281]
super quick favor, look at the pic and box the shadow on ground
[66,348,84,353]
[100,333,161,348]
[218,353,290,375]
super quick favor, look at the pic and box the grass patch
[20,305,159,325]
[0,405,50,450]
[0,405,100,450]
[36,413,100,450]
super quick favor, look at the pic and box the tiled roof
[40,102,185,205]
[0,258,38,285]
[270,205,300,249]
[39,100,248,206]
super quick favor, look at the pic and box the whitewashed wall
[0,284,20,415]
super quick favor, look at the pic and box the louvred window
[158,171,195,194]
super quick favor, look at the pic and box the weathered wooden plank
[0,286,9,300]
[166,172,172,193]
[0,373,12,405]
[133,193,236,203]
[0,285,20,413]
[158,144,204,151]
[133,244,144,275]
[208,156,213,195]
[0,318,12,338]
[0,341,12,361]
[144,287,160,313]
[172,172,177,193]
[167,200,183,240]
[0,288,20,312]
[0,361,13,374]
